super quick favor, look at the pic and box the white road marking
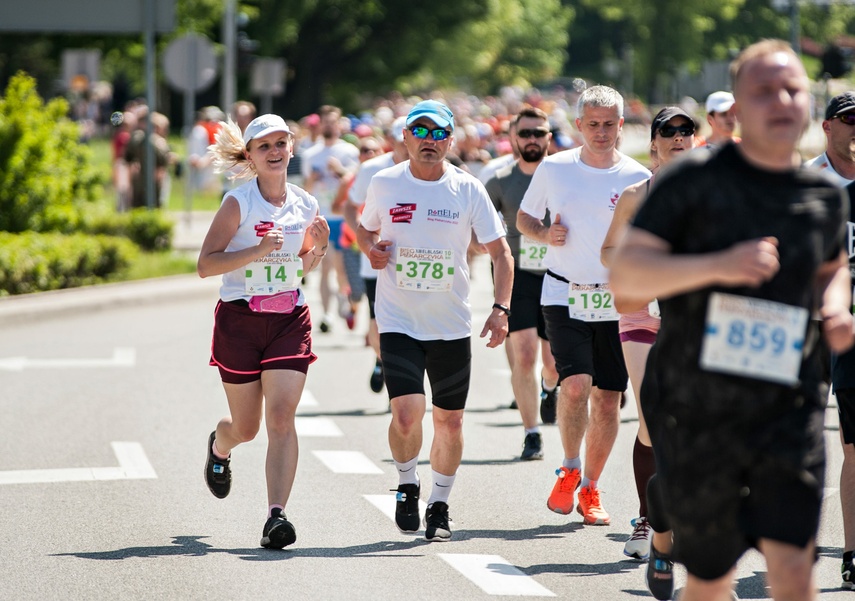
[0,347,136,371]
[312,451,384,474]
[438,553,556,597]
[299,390,319,407]
[0,442,156,485]
[364,494,427,525]
[294,417,342,437]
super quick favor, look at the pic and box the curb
[0,274,221,328]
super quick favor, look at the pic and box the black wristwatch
[492,303,511,317]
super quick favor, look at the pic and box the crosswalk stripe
[299,390,319,407]
[294,417,342,437]
[313,451,384,474]
[438,553,556,597]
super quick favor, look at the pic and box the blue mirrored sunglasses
[409,125,451,141]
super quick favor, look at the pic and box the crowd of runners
[193,39,855,601]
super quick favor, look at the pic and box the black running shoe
[424,501,452,542]
[369,359,384,393]
[393,483,420,533]
[843,558,855,590]
[646,545,674,600]
[260,511,296,549]
[540,387,557,424]
[204,431,231,499]
[520,432,544,461]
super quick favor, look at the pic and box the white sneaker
[623,516,652,560]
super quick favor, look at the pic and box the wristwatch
[492,303,511,317]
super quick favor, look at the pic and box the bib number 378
[395,247,454,292]
[699,292,808,385]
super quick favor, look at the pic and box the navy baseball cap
[826,92,855,120]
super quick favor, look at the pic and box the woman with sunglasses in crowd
[197,114,330,550]
[600,106,697,599]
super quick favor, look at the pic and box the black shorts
[209,300,317,384]
[509,268,547,339]
[541,305,627,391]
[365,277,377,320]
[837,388,855,445]
[643,366,825,580]
[379,333,471,411]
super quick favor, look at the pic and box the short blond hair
[730,39,798,93]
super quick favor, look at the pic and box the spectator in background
[301,105,360,333]
[111,109,137,212]
[188,106,225,195]
[701,91,740,150]
[124,109,172,209]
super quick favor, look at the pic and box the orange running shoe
[547,467,581,514]
[577,485,610,525]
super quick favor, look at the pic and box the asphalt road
[0,254,851,600]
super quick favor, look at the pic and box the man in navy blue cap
[357,99,513,542]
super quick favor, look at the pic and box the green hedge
[83,208,174,251]
[0,232,139,296]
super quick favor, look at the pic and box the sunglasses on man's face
[833,113,855,126]
[658,125,695,138]
[409,125,451,141]
[517,128,549,139]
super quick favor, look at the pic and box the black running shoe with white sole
[843,558,855,590]
[369,359,384,393]
[646,545,674,600]
[424,501,452,542]
[394,483,420,533]
[204,431,231,499]
[540,387,557,424]
[260,511,296,549]
[520,432,544,461]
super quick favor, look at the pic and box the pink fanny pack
[248,290,299,314]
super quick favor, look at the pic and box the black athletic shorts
[379,333,471,411]
[837,388,855,445]
[642,362,825,580]
[509,268,547,339]
[541,305,627,391]
[210,299,317,384]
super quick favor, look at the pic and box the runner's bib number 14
[245,251,302,294]
[699,292,808,385]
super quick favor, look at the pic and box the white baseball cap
[705,91,735,114]
[243,114,293,145]
[391,116,407,142]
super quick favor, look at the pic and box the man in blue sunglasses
[357,99,514,542]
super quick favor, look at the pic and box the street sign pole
[144,0,157,210]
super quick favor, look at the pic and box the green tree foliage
[0,72,102,233]
[415,0,573,95]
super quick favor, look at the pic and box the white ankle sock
[394,456,419,486]
[427,470,456,505]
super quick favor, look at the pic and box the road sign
[163,33,218,94]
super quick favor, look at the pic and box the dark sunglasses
[657,125,695,138]
[517,128,549,139]
[833,113,855,126]
[409,125,451,141]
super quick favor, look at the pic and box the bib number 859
[726,320,787,355]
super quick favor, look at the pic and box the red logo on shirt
[254,221,275,237]
[610,193,620,205]
[390,203,417,223]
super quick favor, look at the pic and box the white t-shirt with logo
[349,152,396,279]
[219,179,319,303]
[520,147,650,306]
[361,161,505,340]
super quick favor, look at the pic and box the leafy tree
[0,72,101,233]
[415,0,573,95]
